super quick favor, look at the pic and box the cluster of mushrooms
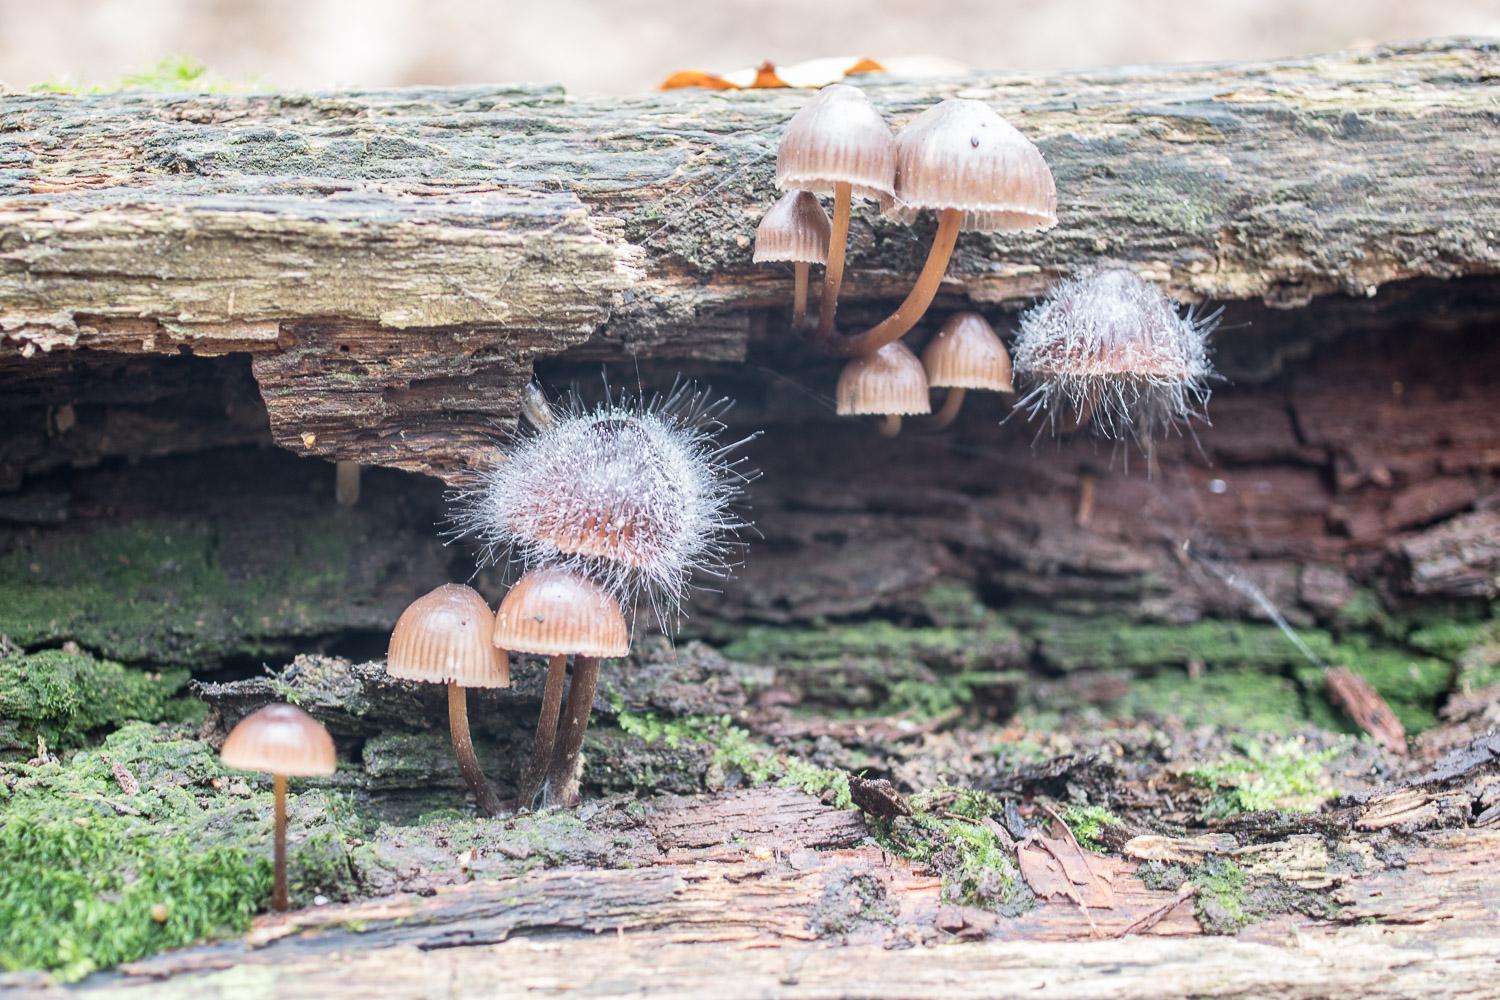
[220,381,748,911]
[755,84,1216,443]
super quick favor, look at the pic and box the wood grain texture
[3,38,1498,478]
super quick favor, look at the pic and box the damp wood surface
[2,37,1499,478]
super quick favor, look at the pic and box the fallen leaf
[1123,833,1237,863]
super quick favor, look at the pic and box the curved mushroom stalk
[543,656,602,808]
[838,99,1055,358]
[514,654,568,810]
[927,387,967,430]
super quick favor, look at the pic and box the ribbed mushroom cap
[221,703,336,777]
[388,583,510,689]
[493,567,630,658]
[754,191,832,264]
[922,312,1014,391]
[836,341,933,416]
[776,83,896,202]
[883,99,1056,232]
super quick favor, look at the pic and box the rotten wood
[55,789,1500,1000]
[2,39,1497,482]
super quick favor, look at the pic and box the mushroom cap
[388,583,510,689]
[922,312,1014,392]
[836,341,933,416]
[882,99,1056,232]
[1015,268,1209,380]
[776,83,896,202]
[221,703,336,777]
[493,566,630,658]
[753,191,832,264]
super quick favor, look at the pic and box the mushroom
[921,311,1014,428]
[494,566,629,809]
[220,703,336,912]
[1010,267,1218,445]
[754,190,831,329]
[838,99,1055,357]
[836,340,931,437]
[387,583,510,817]
[775,83,896,338]
[334,460,361,507]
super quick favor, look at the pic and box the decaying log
[62,790,1500,1000]
[3,38,1498,480]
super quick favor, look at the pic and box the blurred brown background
[2,0,1497,93]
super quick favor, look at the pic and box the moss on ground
[1190,856,1250,934]
[0,516,382,666]
[873,788,1029,913]
[0,649,198,756]
[721,616,1022,672]
[613,706,851,807]
[0,723,370,981]
[1185,738,1342,819]
[29,56,253,94]
[1060,804,1123,853]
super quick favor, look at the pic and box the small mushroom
[836,340,931,437]
[220,703,336,912]
[1011,267,1218,445]
[921,312,1014,428]
[387,584,510,817]
[840,100,1055,357]
[495,566,629,809]
[775,83,896,338]
[754,190,831,329]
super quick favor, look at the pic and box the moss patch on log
[0,648,197,756]
[0,515,387,666]
[0,723,370,981]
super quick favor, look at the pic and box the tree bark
[2,38,1497,481]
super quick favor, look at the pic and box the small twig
[1119,883,1198,937]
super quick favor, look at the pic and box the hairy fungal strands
[1012,268,1218,445]
[450,383,755,632]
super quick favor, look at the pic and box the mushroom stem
[447,682,503,817]
[836,208,962,357]
[928,387,967,430]
[792,262,810,329]
[544,655,601,808]
[514,654,568,810]
[272,773,288,912]
[879,414,903,437]
[334,461,361,507]
[814,181,853,338]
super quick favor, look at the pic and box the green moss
[1061,804,1123,853]
[721,616,1020,671]
[0,723,368,980]
[0,516,381,666]
[1107,666,1312,734]
[1186,739,1341,819]
[615,707,851,807]
[0,649,197,755]
[874,789,1026,911]
[1191,857,1250,934]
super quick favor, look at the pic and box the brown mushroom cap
[922,312,1014,392]
[493,566,630,658]
[776,83,896,202]
[221,703,336,777]
[836,341,933,416]
[754,191,832,264]
[388,583,510,688]
[883,99,1055,232]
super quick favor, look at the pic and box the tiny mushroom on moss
[220,703,336,912]
[387,583,510,817]
[495,566,629,809]
[921,311,1014,428]
[838,99,1055,358]
[836,340,932,437]
[775,82,897,339]
[754,190,832,329]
